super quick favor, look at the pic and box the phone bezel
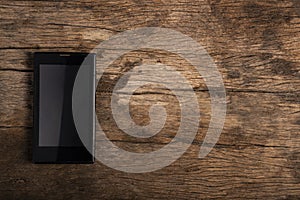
[33,52,95,164]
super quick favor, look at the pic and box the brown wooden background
[0,0,300,199]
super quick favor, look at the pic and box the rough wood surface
[0,0,300,199]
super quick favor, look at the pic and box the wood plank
[0,128,300,199]
[1,48,300,93]
[0,0,299,50]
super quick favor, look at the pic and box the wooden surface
[0,0,300,199]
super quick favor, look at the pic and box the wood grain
[0,0,299,199]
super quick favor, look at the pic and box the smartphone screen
[39,64,83,147]
[33,53,95,163]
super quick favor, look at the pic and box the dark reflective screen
[39,64,83,147]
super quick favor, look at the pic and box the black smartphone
[33,52,95,163]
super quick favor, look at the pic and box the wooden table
[0,0,299,199]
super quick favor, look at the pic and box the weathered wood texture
[0,0,300,199]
